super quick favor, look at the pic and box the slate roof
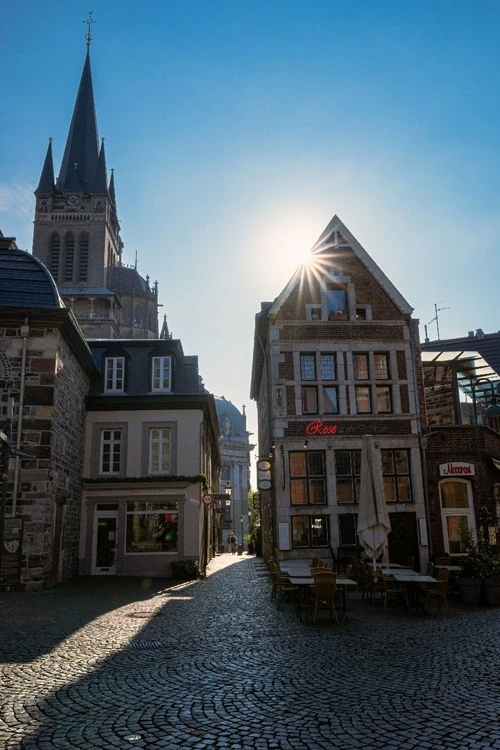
[0,244,63,308]
[108,266,149,296]
[215,397,247,443]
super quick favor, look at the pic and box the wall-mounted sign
[439,462,475,477]
[257,458,273,491]
[305,420,338,436]
[201,493,214,506]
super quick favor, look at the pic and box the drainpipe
[11,317,30,518]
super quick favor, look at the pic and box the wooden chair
[309,571,338,624]
[380,573,409,610]
[419,562,435,597]
[363,565,384,602]
[426,568,450,613]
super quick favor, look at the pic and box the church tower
[32,21,159,339]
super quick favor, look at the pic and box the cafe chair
[425,568,450,613]
[362,565,384,602]
[275,573,299,610]
[419,562,435,596]
[381,573,409,610]
[310,571,338,624]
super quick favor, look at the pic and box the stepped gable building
[0,233,96,589]
[251,215,428,568]
[32,49,159,340]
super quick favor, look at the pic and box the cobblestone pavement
[1,555,500,750]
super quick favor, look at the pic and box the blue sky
[2,1,500,469]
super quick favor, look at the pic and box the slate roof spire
[34,138,55,196]
[56,50,100,193]
[93,138,108,194]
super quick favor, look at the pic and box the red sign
[201,493,214,506]
[306,420,338,436]
[439,462,475,477]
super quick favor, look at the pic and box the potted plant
[170,559,199,580]
[457,528,484,605]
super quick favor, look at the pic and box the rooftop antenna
[83,11,95,48]
[426,300,451,341]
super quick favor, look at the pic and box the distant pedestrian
[228,532,237,554]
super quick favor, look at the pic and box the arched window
[50,232,60,279]
[78,232,89,281]
[64,232,75,282]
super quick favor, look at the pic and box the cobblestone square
[0,556,499,749]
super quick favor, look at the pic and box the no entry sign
[201,493,214,507]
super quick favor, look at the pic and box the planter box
[482,577,500,606]
[170,560,198,580]
[457,577,482,606]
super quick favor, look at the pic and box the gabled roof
[268,214,413,318]
[56,51,99,194]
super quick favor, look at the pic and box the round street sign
[202,493,214,507]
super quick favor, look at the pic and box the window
[356,307,367,321]
[300,354,316,380]
[374,353,390,380]
[100,429,121,474]
[439,480,475,555]
[381,449,412,502]
[335,450,361,503]
[353,354,369,380]
[290,451,326,505]
[338,514,358,546]
[323,386,339,414]
[326,288,347,318]
[78,232,89,281]
[104,357,124,393]
[152,356,172,392]
[355,386,371,413]
[301,386,318,414]
[50,232,60,279]
[291,515,329,548]
[149,427,171,474]
[126,501,179,553]
[64,232,74,282]
[376,385,392,413]
[321,354,336,380]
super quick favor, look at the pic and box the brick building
[251,215,429,569]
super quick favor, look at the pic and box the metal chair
[380,573,409,610]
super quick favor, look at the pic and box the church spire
[56,50,99,193]
[93,138,108,193]
[34,138,55,196]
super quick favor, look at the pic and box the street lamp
[240,514,244,547]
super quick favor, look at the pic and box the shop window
[339,514,358,545]
[104,356,124,393]
[149,427,171,474]
[152,356,172,392]
[439,480,475,555]
[290,451,326,505]
[126,500,179,553]
[381,449,412,502]
[99,429,122,474]
[335,450,361,503]
[291,515,329,548]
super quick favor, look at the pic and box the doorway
[387,512,419,569]
[92,510,118,574]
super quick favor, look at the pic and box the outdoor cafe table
[288,575,357,622]
[389,571,438,612]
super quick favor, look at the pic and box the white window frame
[152,356,172,392]
[104,356,124,393]
[149,427,172,474]
[99,428,122,475]
[439,479,476,555]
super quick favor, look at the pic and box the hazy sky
[2,1,500,473]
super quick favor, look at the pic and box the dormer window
[104,356,125,393]
[152,356,172,392]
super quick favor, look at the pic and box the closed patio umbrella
[357,435,391,571]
